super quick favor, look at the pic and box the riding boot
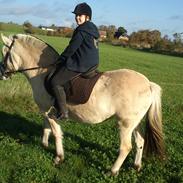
[50,85,69,120]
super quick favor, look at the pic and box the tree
[24,26,35,34]
[129,29,161,49]
[114,27,127,38]
[173,33,182,43]
[50,24,56,30]
[23,21,33,28]
[98,25,108,31]
[106,25,117,41]
[23,21,35,34]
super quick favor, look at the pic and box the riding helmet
[72,3,92,19]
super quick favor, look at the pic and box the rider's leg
[50,66,79,120]
[52,84,68,119]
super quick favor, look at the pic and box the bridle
[0,38,15,77]
[0,37,55,79]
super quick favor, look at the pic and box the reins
[4,63,56,74]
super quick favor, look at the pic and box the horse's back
[105,69,150,88]
[100,69,150,96]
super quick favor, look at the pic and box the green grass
[0,33,183,183]
[0,22,24,33]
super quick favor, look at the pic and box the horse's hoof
[110,170,119,176]
[42,142,49,149]
[134,164,141,172]
[54,155,64,165]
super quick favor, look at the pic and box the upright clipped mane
[13,34,59,56]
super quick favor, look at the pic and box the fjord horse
[0,34,165,175]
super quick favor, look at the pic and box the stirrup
[48,107,68,121]
[56,112,69,120]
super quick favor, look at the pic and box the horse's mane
[12,34,59,56]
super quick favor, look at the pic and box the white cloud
[0,1,75,26]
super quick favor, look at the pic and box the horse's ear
[1,33,12,47]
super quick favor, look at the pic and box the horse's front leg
[42,117,52,148]
[44,114,64,164]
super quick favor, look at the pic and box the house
[119,35,129,42]
[40,26,55,32]
[57,26,73,32]
[99,30,107,41]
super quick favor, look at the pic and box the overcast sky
[0,0,182,37]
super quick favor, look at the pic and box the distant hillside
[0,22,24,33]
[0,22,72,37]
[0,22,47,35]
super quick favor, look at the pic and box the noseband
[0,38,15,78]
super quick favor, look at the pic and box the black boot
[49,85,69,120]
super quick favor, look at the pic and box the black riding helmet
[72,3,92,20]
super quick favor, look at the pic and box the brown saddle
[65,72,103,104]
[45,67,103,105]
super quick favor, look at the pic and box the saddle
[45,66,103,105]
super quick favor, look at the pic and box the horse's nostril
[1,76,8,80]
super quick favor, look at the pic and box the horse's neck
[19,43,58,100]
[21,45,58,79]
[21,44,57,110]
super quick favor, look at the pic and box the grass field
[0,23,25,34]
[0,32,183,183]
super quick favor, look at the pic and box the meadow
[0,32,183,183]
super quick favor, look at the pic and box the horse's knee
[119,144,132,155]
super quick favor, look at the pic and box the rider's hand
[55,55,66,64]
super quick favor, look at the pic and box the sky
[0,0,183,37]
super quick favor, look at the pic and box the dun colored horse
[0,34,165,175]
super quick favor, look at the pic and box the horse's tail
[144,82,165,159]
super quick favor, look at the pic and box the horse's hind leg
[111,120,137,175]
[133,126,144,171]
[42,117,52,148]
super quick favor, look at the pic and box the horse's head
[0,34,21,80]
[0,33,59,80]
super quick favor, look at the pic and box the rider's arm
[60,31,84,60]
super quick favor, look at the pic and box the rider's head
[72,3,92,25]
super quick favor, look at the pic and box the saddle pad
[66,73,103,104]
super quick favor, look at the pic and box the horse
[0,33,165,175]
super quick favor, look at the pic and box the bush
[24,27,35,34]
[111,39,128,47]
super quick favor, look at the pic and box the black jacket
[60,21,100,73]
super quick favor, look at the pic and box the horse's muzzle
[0,62,8,80]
